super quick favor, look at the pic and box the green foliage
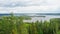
[0,14,60,34]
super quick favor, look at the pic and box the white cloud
[0,0,60,13]
[0,5,59,13]
[0,0,60,7]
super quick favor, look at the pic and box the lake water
[23,15,60,22]
[0,14,60,22]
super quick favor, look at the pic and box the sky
[0,0,60,13]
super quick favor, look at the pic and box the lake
[0,13,60,22]
[23,15,60,22]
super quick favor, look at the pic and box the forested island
[0,13,60,34]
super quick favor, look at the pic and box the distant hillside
[0,13,60,16]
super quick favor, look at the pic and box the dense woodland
[0,14,60,34]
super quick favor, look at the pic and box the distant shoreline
[0,13,60,16]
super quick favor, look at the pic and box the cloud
[0,0,60,13]
[0,0,59,7]
[0,5,59,13]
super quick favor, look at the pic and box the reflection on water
[0,14,60,22]
[23,15,60,22]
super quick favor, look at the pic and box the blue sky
[0,0,60,13]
